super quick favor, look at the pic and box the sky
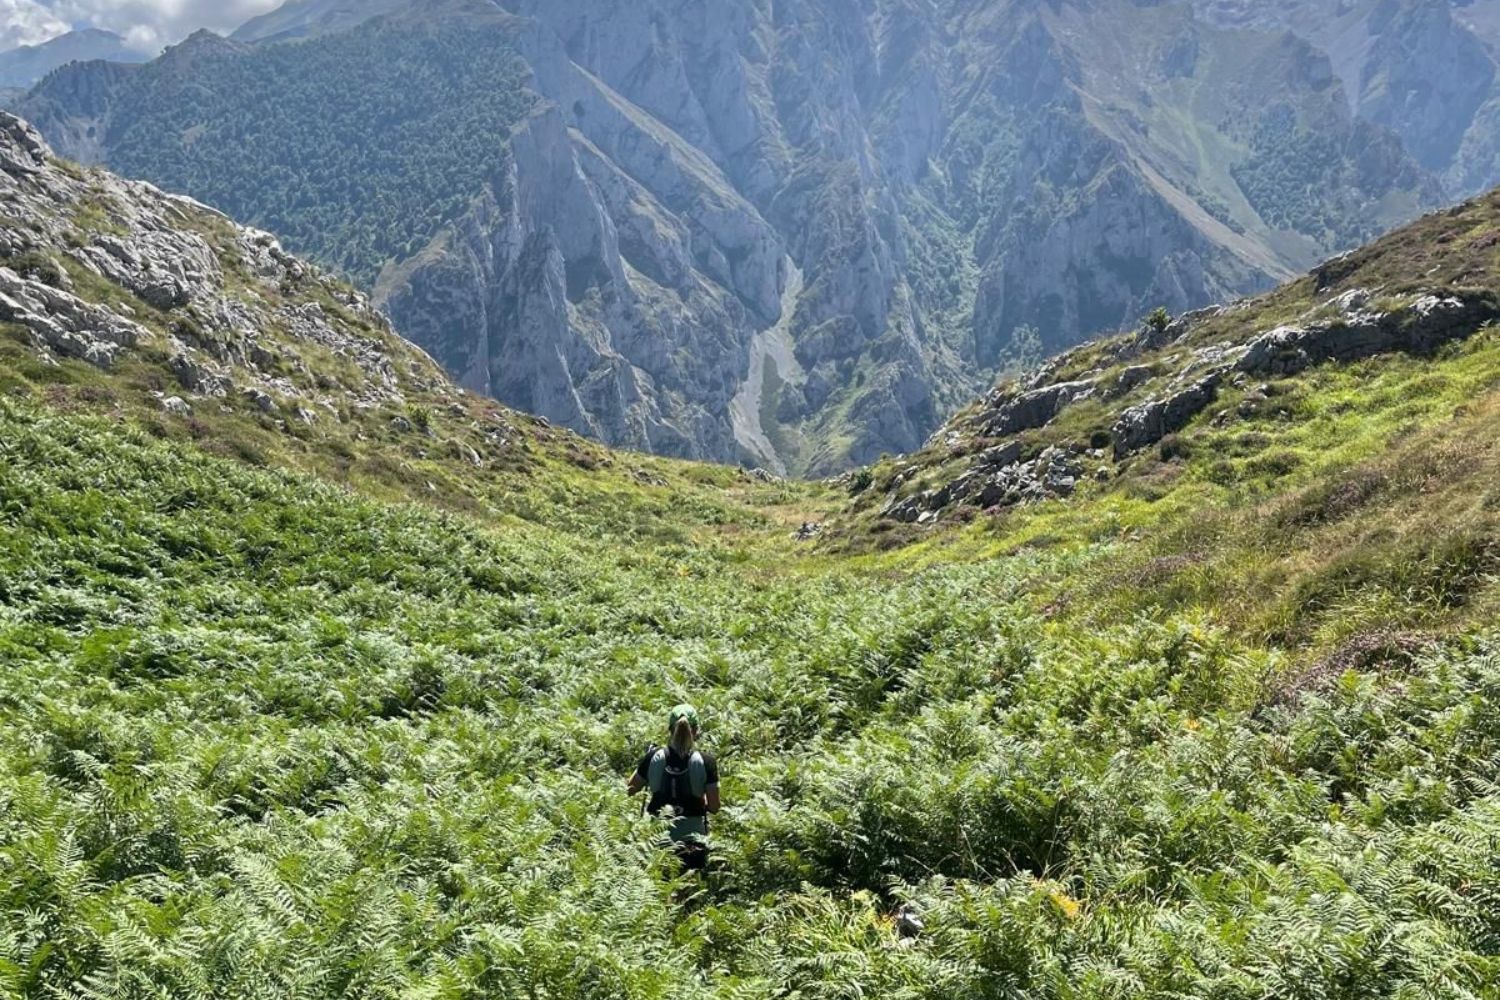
[0,0,283,53]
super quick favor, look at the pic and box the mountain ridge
[0,28,146,89]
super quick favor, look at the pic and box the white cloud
[0,0,70,50]
[7,0,286,54]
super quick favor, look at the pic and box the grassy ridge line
[856,326,1500,651]
[1,398,1498,996]
[844,192,1500,656]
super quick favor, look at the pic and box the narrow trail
[730,256,805,475]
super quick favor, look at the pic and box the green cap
[668,703,699,731]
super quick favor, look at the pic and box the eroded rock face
[0,112,442,414]
[983,380,1096,437]
[1112,371,1226,459]
[0,264,145,367]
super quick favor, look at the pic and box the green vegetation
[1,397,1498,997]
[3,100,1499,996]
[102,14,533,285]
[1231,105,1395,248]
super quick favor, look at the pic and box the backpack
[645,746,709,842]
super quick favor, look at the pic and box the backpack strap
[687,751,707,798]
[646,747,668,797]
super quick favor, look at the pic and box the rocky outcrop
[882,445,1084,523]
[0,112,441,415]
[1107,290,1498,459]
[1112,371,1226,459]
[1236,293,1499,376]
[983,380,1096,437]
[873,220,1500,522]
[0,264,146,367]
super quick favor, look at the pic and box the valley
[2,96,1499,995]
[14,0,1495,473]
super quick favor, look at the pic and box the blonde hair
[670,716,695,754]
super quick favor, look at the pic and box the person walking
[627,704,720,870]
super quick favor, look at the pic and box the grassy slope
[2,396,1498,998]
[848,193,1500,660]
[3,175,1500,997]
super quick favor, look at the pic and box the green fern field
[3,109,1500,996]
[1,390,1497,998]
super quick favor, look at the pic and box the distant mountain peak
[0,28,146,89]
[231,0,412,44]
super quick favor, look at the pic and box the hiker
[626,703,720,870]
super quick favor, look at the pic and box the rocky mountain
[0,108,580,512]
[11,0,1478,474]
[0,29,146,89]
[0,108,808,542]
[1193,0,1500,195]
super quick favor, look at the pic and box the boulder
[1110,365,1154,397]
[170,353,230,396]
[983,379,1095,436]
[1113,369,1225,458]
[0,113,48,176]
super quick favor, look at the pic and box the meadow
[1,394,1497,998]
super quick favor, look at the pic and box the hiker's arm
[626,750,650,795]
[704,754,720,812]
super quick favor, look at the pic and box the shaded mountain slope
[12,0,1452,474]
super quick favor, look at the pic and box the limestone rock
[1112,370,1226,458]
[983,380,1096,437]
[0,111,436,415]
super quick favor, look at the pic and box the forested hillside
[80,21,531,287]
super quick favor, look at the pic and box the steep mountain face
[0,109,566,507]
[13,0,1458,474]
[1193,0,1500,194]
[0,108,801,538]
[0,29,146,89]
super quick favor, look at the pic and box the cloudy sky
[1,0,284,52]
